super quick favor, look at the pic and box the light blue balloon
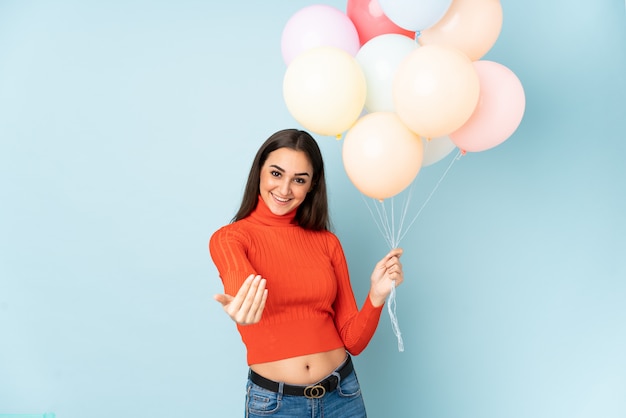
[378,0,453,31]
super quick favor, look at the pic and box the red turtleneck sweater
[209,197,383,365]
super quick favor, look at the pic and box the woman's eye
[294,178,306,184]
[270,171,281,177]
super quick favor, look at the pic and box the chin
[270,204,294,216]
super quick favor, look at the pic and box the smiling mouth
[271,193,292,203]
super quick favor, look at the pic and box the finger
[388,266,404,285]
[229,274,256,313]
[214,293,233,307]
[385,263,403,278]
[255,289,268,322]
[250,287,268,324]
[244,278,267,324]
[385,255,403,268]
[379,248,404,268]
[375,254,394,271]
[389,248,403,258]
[237,275,264,322]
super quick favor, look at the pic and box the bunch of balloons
[281,0,525,201]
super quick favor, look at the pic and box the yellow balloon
[418,0,503,61]
[283,46,366,137]
[342,112,424,200]
[393,45,479,138]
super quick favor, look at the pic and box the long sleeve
[209,226,257,296]
[328,234,384,355]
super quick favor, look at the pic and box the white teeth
[273,194,289,202]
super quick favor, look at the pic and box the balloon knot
[336,133,342,141]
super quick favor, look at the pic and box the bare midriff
[250,347,348,385]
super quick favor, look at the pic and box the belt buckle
[303,384,326,399]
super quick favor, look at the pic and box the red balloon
[347,0,415,46]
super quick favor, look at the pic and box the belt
[249,355,353,399]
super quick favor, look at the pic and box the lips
[271,193,292,204]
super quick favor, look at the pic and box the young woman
[209,128,404,417]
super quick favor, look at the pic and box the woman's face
[259,147,314,216]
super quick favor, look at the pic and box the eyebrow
[269,164,311,177]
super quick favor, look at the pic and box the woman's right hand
[214,274,267,325]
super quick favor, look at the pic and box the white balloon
[421,136,457,167]
[356,34,418,113]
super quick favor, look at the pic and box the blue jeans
[244,368,367,417]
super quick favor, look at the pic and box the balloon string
[397,150,462,243]
[387,280,404,352]
[363,149,462,248]
[360,200,403,351]
[362,194,394,249]
[361,150,463,352]
[394,174,418,248]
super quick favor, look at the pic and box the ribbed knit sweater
[209,196,383,365]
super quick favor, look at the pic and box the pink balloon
[281,5,360,65]
[347,0,415,46]
[450,61,526,152]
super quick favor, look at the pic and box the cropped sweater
[209,197,383,365]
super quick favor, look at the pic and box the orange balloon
[393,45,479,138]
[418,0,503,61]
[342,112,424,200]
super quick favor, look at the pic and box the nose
[279,178,291,196]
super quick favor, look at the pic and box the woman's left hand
[369,248,404,307]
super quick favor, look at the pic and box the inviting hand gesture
[214,274,268,325]
[368,248,404,307]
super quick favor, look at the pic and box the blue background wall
[1,1,624,417]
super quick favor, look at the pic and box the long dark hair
[232,129,330,231]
